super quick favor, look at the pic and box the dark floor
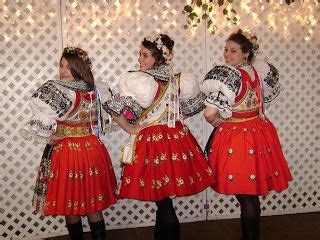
[48,212,320,240]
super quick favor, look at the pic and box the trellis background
[0,0,319,239]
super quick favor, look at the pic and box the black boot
[240,217,260,240]
[155,198,180,240]
[66,220,83,240]
[89,220,106,240]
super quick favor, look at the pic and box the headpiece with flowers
[63,47,92,67]
[144,34,173,64]
[237,29,259,54]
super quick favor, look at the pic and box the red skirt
[208,117,292,195]
[118,121,216,201]
[43,135,117,215]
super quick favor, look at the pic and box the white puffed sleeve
[200,65,241,119]
[179,73,207,117]
[179,72,201,100]
[21,81,75,142]
[116,71,158,108]
[252,59,281,104]
[103,71,158,122]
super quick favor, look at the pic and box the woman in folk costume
[22,47,117,240]
[103,34,215,240]
[201,29,292,240]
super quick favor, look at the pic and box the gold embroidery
[173,134,179,140]
[85,141,92,150]
[197,173,203,181]
[163,175,170,185]
[124,177,131,185]
[145,158,149,165]
[74,201,79,210]
[171,153,179,162]
[206,167,213,176]
[139,178,145,187]
[153,156,160,166]
[182,153,188,162]
[98,194,103,201]
[176,177,184,187]
[56,125,91,138]
[152,179,162,189]
[68,142,81,151]
[160,153,167,162]
[138,134,143,141]
[189,176,195,185]
[54,143,63,152]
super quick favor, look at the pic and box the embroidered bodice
[232,68,260,118]
[22,80,99,141]
[103,69,206,124]
[201,60,281,119]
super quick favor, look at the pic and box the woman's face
[224,40,249,66]
[59,57,74,81]
[138,45,156,71]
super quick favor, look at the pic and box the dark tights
[65,212,106,240]
[154,197,180,240]
[236,194,261,240]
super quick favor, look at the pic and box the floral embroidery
[139,178,145,187]
[163,175,170,185]
[182,153,188,161]
[188,176,194,185]
[171,153,179,162]
[176,177,185,187]
[152,179,163,189]
[203,65,241,94]
[206,167,213,176]
[68,142,81,151]
[249,174,256,181]
[154,156,160,166]
[160,153,167,162]
[227,174,234,181]
[180,91,206,118]
[32,81,73,117]
[124,177,131,185]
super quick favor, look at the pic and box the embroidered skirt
[42,135,117,215]
[118,121,215,201]
[207,117,292,195]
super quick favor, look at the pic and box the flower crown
[144,34,173,64]
[63,47,92,66]
[237,29,259,53]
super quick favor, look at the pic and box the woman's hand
[127,122,148,135]
[203,106,225,127]
[209,117,225,127]
[112,115,148,135]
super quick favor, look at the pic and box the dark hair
[142,34,174,66]
[227,32,255,62]
[60,50,94,90]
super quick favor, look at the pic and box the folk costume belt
[56,125,91,137]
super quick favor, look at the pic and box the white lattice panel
[0,0,66,239]
[206,0,320,220]
[1,0,319,239]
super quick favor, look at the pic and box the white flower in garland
[144,34,173,64]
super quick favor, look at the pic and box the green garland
[182,0,296,35]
